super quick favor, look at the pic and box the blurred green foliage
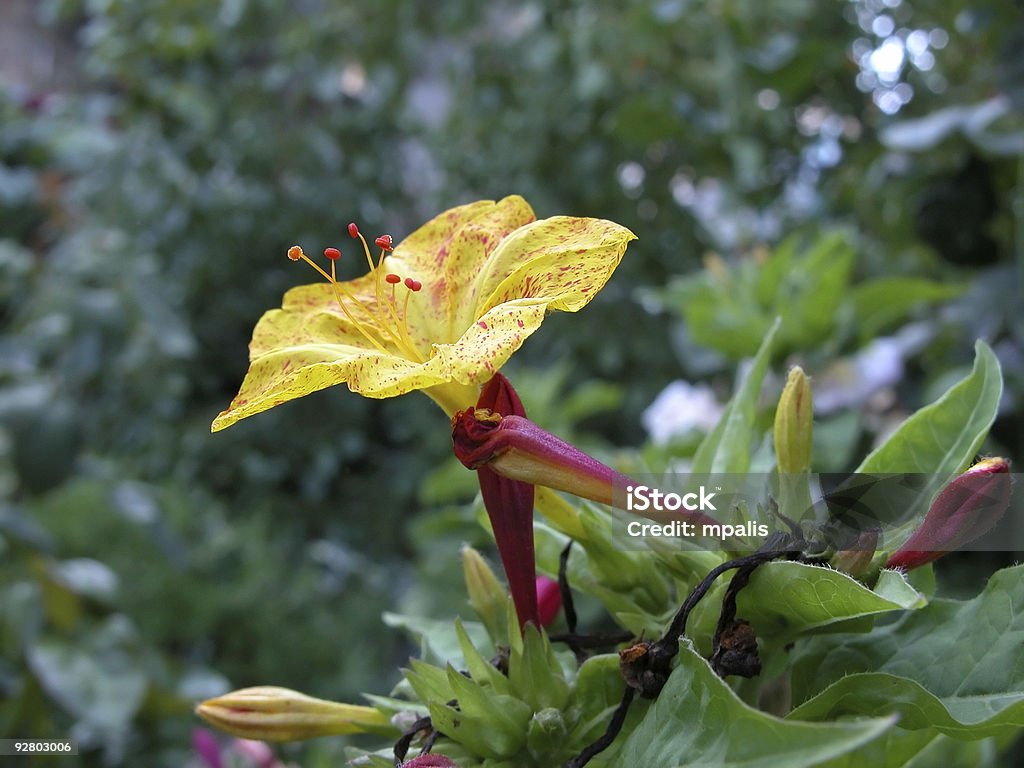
[0,0,1021,764]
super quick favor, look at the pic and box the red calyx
[462,373,539,629]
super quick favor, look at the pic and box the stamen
[284,244,389,354]
[284,235,427,365]
[285,245,334,283]
[348,223,359,239]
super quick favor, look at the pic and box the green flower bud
[774,366,813,475]
[526,707,568,760]
[195,686,391,742]
[830,529,879,578]
[462,545,510,642]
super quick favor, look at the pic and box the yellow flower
[211,195,635,430]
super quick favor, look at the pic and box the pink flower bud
[886,458,1011,570]
[536,575,562,627]
[402,755,461,767]
[452,408,716,528]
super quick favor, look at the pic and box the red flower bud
[536,575,562,627]
[452,408,716,528]
[402,756,461,767]
[886,458,1012,570]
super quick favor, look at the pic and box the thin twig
[564,686,636,768]
[393,715,432,766]
[559,540,578,633]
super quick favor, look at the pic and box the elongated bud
[774,366,813,475]
[453,410,630,506]
[462,546,509,641]
[195,686,390,742]
[886,457,1012,571]
[452,408,716,528]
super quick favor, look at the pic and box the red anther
[405,278,422,292]
[323,247,341,260]
[385,273,402,284]
[347,223,359,239]
[374,234,394,251]
[287,245,303,261]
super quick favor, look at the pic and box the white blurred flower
[642,380,724,444]
[814,325,930,414]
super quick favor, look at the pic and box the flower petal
[212,281,452,431]
[387,195,536,344]
[474,215,637,317]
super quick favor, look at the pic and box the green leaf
[507,624,570,711]
[667,232,854,359]
[813,729,1002,768]
[790,565,1024,740]
[686,563,925,647]
[606,643,893,767]
[855,341,1001,475]
[403,659,455,704]
[455,620,514,696]
[673,268,772,359]
[429,667,532,758]
[568,655,625,744]
[791,674,1024,739]
[383,612,490,667]
[854,341,1002,554]
[739,564,925,635]
[850,277,962,342]
[691,318,780,475]
[777,231,854,349]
